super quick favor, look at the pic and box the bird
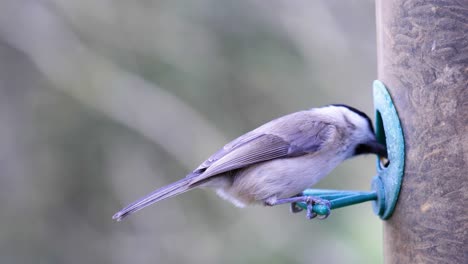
[113,104,387,221]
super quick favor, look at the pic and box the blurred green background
[0,0,382,263]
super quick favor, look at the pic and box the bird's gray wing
[188,119,336,185]
[193,130,263,174]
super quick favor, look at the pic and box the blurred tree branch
[0,0,226,168]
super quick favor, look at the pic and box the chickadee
[113,104,387,221]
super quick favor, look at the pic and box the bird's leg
[264,195,331,220]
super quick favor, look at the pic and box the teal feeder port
[371,80,405,219]
[297,80,405,220]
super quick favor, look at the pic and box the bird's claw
[317,212,330,220]
[290,202,303,213]
[303,196,331,220]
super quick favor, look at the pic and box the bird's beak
[354,139,388,158]
[367,139,388,158]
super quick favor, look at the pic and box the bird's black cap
[330,104,375,133]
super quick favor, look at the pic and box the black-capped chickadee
[113,104,387,221]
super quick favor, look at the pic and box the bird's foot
[303,196,331,220]
[265,195,331,220]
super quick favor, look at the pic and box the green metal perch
[296,189,378,216]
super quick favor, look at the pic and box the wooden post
[376,0,468,263]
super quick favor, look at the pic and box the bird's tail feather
[112,177,193,221]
